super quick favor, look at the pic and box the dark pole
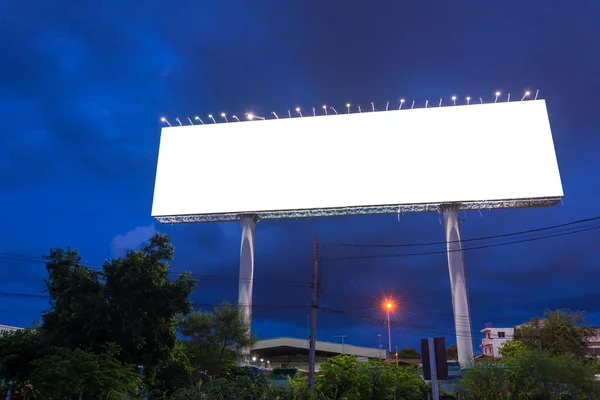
[308,236,320,391]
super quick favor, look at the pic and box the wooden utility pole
[535,318,549,400]
[308,236,320,391]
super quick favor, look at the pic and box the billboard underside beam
[154,197,561,224]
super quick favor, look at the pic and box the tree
[29,345,140,399]
[41,247,106,351]
[0,328,45,393]
[102,233,197,375]
[446,344,458,360]
[460,342,600,399]
[316,355,373,400]
[397,347,421,359]
[178,302,255,381]
[514,309,597,359]
[370,363,428,400]
[40,233,197,380]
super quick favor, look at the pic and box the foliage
[445,344,458,360]
[315,355,373,399]
[177,302,255,382]
[41,233,197,379]
[0,328,45,392]
[29,344,140,399]
[397,347,421,359]
[458,361,512,399]
[514,309,598,359]
[174,373,291,400]
[370,363,429,400]
[102,233,197,376]
[459,343,600,399]
[42,247,106,351]
[313,355,428,400]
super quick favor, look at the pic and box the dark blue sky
[2,0,600,352]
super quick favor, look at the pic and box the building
[0,324,22,334]
[480,322,514,358]
[250,337,382,371]
[588,328,600,357]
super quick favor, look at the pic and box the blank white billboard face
[152,100,563,220]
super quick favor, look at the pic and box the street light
[384,300,394,355]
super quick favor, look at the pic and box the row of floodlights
[160,90,539,126]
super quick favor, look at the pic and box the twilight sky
[2,0,600,352]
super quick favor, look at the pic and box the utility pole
[378,334,383,361]
[335,335,348,355]
[308,236,320,391]
[535,317,549,400]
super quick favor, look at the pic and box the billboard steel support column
[440,204,474,368]
[238,214,258,364]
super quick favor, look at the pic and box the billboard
[152,100,563,223]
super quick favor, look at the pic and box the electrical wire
[322,224,600,261]
[324,214,600,248]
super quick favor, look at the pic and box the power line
[322,225,600,261]
[325,214,600,248]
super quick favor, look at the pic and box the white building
[480,322,514,358]
[0,324,23,334]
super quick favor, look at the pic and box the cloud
[110,224,156,258]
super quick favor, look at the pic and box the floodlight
[221,113,228,123]
[272,111,279,119]
[186,117,193,125]
[232,115,240,122]
[323,105,328,115]
[208,114,216,123]
[160,117,172,127]
[370,102,375,112]
[495,91,501,103]
[522,91,531,101]
[346,103,350,113]
[296,107,303,117]
[330,106,338,114]
[452,96,457,106]
[466,96,471,105]
[194,116,204,124]
[175,117,183,126]
[399,99,405,110]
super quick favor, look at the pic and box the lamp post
[385,302,393,354]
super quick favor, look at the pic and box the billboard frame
[154,197,561,224]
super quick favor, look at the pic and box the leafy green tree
[42,247,106,351]
[102,233,197,375]
[458,360,512,399]
[461,342,600,399]
[514,309,597,359]
[178,302,255,381]
[370,363,428,400]
[41,233,196,380]
[446,344,458,360]
[397,347,421,359]
[0,328,45,393]
[29,344,140,399]
[316,355,374,399]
